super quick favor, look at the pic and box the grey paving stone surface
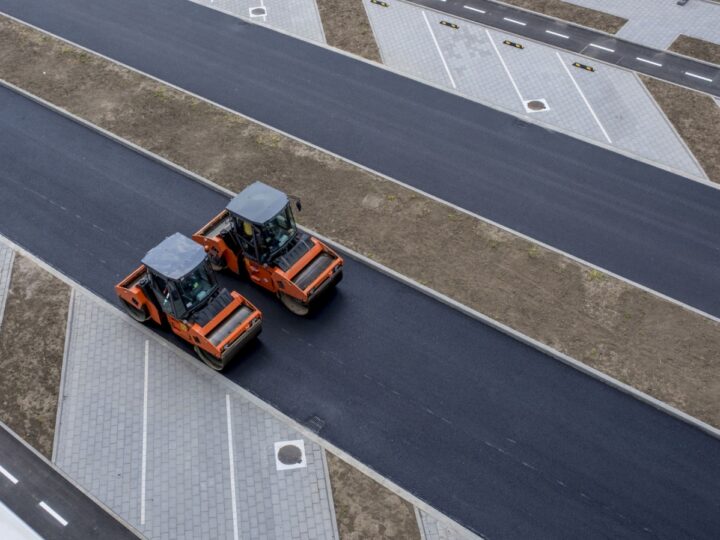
[188,0,326,43]
[418,509,473,540]
[55,292,337,540]
[567,0,720,50]
[0,243,14,326]
[365,0,706,178]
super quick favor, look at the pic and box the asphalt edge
[0,418,147,539]
[2,77,719,442]
[51,288,74,464]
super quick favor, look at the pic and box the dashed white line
[0,464,18,484]
[685,71,714,83]
[485,29,524,104]
[545,30,569,39]
[503,17,527,26]
[589,43,615,53]
[636,57,662,67]
[422,11,457,89]
[556,52,612,143]
[39,502,68,526]
[226,395,239,540]
[140,339,148,525]
[463,5,486,14]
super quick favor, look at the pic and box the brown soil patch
[496,0,626,34]
[642,75,720,183]
[1,16,720,430]
[669,34,720,66]
[326,452,420,539]
[317,0,381,62]
[0,255,70,458]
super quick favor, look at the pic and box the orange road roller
[115,233,262,370]
[193,182,343,315]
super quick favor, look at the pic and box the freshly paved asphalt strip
[408,0,720,96]
[0,423,139,539]
[2,83,720,539]
[1,0,720,321]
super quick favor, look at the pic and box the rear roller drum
[120,299,150,323]
[194,346,226,371]
[279,292,310,316]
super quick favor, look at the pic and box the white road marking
[140,339,148,525]
[503,17,526,26]
[636,57,662,67]
[463,5,486,14]
[0,464,18,484]
[422,11,457,89]
[39,502,68,526]
[685,71,713,83]
[485,29,524,104]
[545,30,569,39]
[589,43,614,53]
[225,395,239,540]
[556,52,612,143]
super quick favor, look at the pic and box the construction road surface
[2,83,720,539]
[1,0,720,321]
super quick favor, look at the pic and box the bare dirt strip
[317,0,382,62]
[669,34,720,66]
[495,0,627,33]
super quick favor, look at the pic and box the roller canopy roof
[226,181,289,225]
[142,233,207,280]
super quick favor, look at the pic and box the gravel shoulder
[1,14,719,434]
[494,0,627,33]
[0,254,70,458]
[669,34,720,66]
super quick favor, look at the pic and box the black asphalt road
[0,424,139,539]
[2,85,720,539]
[1,0,720,320]
[408,0,720,96]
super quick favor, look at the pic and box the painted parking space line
[140,339,148,525]
[39,501,68,526]
[225,394,239,540]
[422,10,457,88]
[685,72,713,83]
[545,30,569,39]
[556,52,612,143]
[636,57,662,67]
[0,463,19,484]
[485,29,524,105]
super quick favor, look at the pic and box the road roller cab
[115,233,262,370]
[193,182,343,315]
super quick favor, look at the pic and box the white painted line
[589,43,614,53]
[0,464,18,484]
[545,30,569,39]
[485,29,524,104]
[463,5,486,14]
[556,52,612,143]
[421,11,457,89]
[685,71,713,83]
[39,502,68,526]
[503,17,526,26]
[225,395,239,540]
[636,57,662,67]
[140,339,148,525]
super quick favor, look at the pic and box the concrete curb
[51,288,75,463]
[1,78,718,443]
[319,449,341,540]
[0,247,15,331]
[0,418,147,539]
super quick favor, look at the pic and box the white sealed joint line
[39,501,68,526]
[463,5,485,14]
[556,52,612,143]
[225,395,239,540]
[545,30,569,39]
[685,72,713,83]
[422,11,457,89]
[503,17,526,26]
[636,57,662,67]
[589,43,614,53]
[0,464,19,484]
[140,339,149,525]
[485,29,524,105]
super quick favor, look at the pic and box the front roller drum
[278,292,310,316]
[120,298,150,323]
[194,346,227,371]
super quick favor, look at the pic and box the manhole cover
[526,100,547,111]
[249,6,267,17]
[277,444,303,465]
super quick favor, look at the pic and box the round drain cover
[277,444,303,465]
[526,100,547,111]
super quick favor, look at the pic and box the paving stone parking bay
[187,0,326,43]
[364,0,706,179]
[567,0,720,50]
[55,292,337,540]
